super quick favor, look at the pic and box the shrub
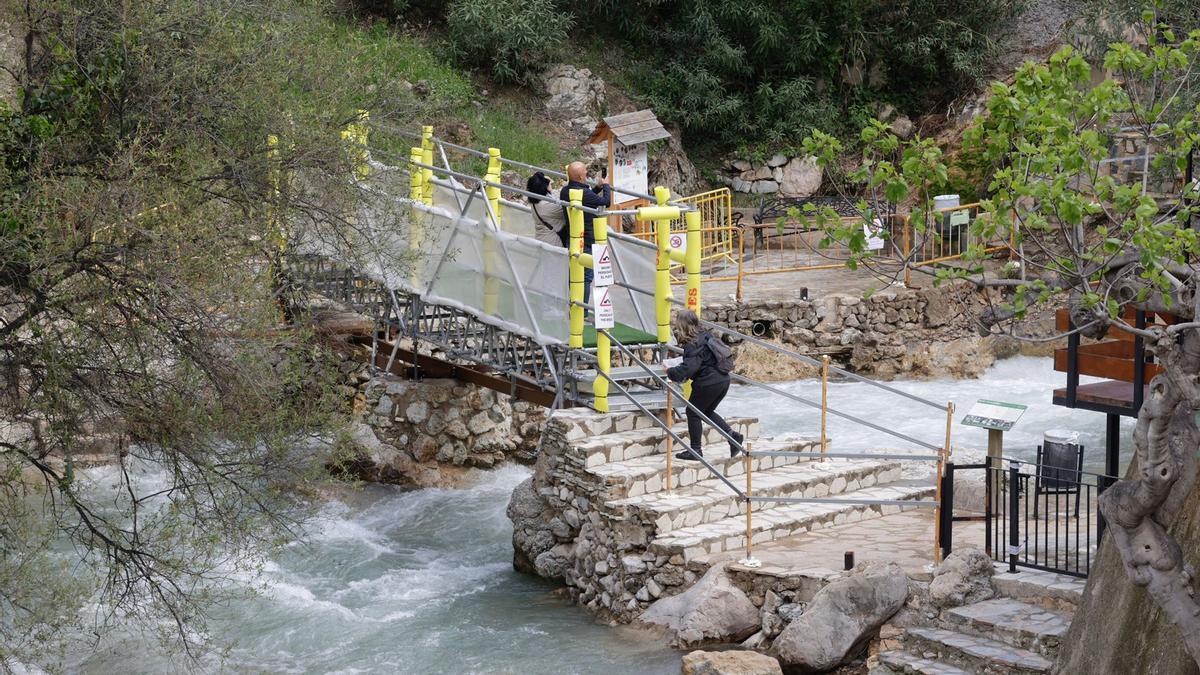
[447,0,573,84]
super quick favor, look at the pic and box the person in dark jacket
[665,309,744,461]
[559,161,611,302]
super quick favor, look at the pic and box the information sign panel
[594,285,614,329]
[592,243,614,287]
[962,399,1027,431]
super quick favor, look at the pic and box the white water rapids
[65,356,1126,673]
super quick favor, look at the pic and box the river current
[70,356,1127,673]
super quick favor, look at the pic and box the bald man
[559,162,611,302]
[558,161,611,249]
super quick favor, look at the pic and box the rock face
[639,562,761,646]
[541,64,605,133]
[648,129,701,197]
[680,650,783,675]
[720,155,822,198]
[770,562,908,671]
[508,477,576,577]
[928,547,994,608]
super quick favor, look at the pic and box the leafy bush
[446,0,573,84]
[579,0,1022,150]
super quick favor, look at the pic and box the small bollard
[844,551,855,571]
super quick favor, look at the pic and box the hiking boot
[729,431,745,458]
[675,449,703,462]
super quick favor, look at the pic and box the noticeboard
[961,399,1027,432]
[613,143,648,203]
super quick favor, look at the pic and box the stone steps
[876,650,970,675]
[585,438,820,500]
[607,458,903,535]
[901,627,1052,674]
[648,481,935,560]
[990,564,1085,612]
[940,598,1070,658]
[575,417,759,468]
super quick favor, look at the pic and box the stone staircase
[874,565,1083,675]
[519,407,936,620]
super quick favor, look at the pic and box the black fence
[939,455,1117,578]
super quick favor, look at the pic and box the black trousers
[686,378,734,452]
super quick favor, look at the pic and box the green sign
[962,399,1027,431]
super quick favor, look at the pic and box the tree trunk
[1056,333,1200,673]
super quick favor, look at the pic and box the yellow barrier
[342,110,370,181]
[592,214,611,413]
[651,187,673,343]
[568,189,585,350]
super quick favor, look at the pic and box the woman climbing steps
[665,309,744,461]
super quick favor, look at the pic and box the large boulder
[929,547,994,608]
[681,650,783,675]
[507,477,560,577]
[770,562,908,671]
[639,562,760,646]
[777,157,822,198]
[541,64,605,133]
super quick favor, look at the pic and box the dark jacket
[559,180,612,248]
[667,332,729,387]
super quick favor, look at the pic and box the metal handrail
[590,365,745,498]
[598,328,747,456]
[370,122,687,207]
[698,318,948,412]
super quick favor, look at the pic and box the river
[70,356,1127,673]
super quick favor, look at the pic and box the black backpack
[704,333,736,374]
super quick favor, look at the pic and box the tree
[0,0,423,666]
[803,4,1200,664]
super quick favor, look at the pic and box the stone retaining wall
[704,283,1004,380]
[342,374,546,487]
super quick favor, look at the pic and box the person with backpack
[665,309,743,462]
[526,172,567,247]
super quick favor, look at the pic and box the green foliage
[800,2,1200,330]
[446,0,573,84]
[0,0,426,663]
[580,0,1022,151]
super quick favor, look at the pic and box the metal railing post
[985,455,994,557]
[1009,463,1020,573]
[743,451,756,566]
[568,189,585,350]
[941,462,955,560]
[933,401,954,563]
[903,215,912,288]
[685,209,702,313]
[482,148,502,314]
[821,355,830,462]
[593,214,611,413]
[420,124,434,205]
[665,388,674,493]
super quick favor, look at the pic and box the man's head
[567,161,587,183]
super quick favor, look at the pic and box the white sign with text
[592,243,614,287]
[593,285,614,329]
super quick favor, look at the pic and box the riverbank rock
[508,477,566,577]
[929,547,994,608]
[681,650,783,675]
[639,562,760,646]
[770,562,908,671]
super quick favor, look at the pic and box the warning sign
[593,285,614,329]
[668,232,687,253]
[592,243,614,287]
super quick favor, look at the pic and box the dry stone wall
[705,283,1000,380]
[342,374,546,487]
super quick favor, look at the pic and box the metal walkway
[285,117,959,563]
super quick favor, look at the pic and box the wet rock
[639,562,760,646]
[771,562,908,671]
[680,650,783,675]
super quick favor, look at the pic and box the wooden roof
[587,109,671,146]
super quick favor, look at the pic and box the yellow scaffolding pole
[592,214,610,413]
[568,188,585,350]
[483,148,502,314]
[342,110,370,181]
[420,125,434,205]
